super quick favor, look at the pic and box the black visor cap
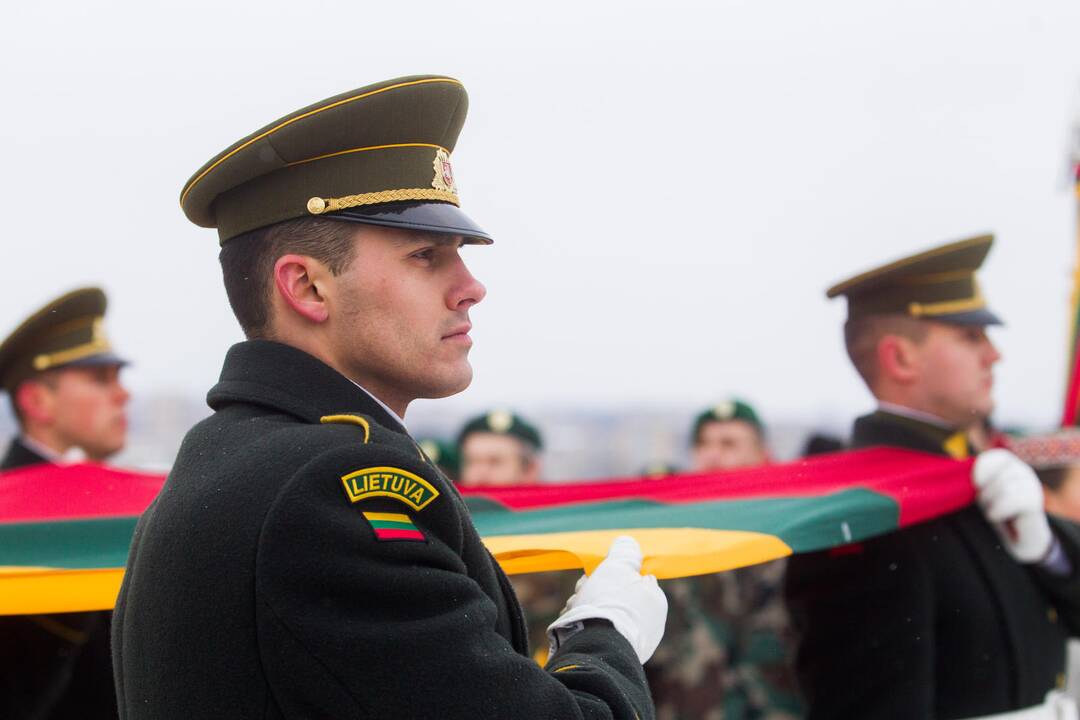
[326,201,492,244]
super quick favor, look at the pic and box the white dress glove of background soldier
[974,448,1053,563]
[547,535,668,663]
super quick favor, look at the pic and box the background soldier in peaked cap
[113,75,666,719]
[785,234,1080,719]
[0,287,128,719]
[0,287,129,469]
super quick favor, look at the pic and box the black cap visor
[63,352,130,371]
[931,307,1003,327]
[327,201,492,245]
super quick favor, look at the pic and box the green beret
[0,288,127,393]
[692,399,764,441]
[827,234,1001,326]
[180,75,492,245]
[457,410,543,451]
[418,438,461,479]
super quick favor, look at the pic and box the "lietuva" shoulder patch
[341,466,440,511]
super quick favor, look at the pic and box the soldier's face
[34,364,129,460]
[692,420,768,471]
[330,226,486,408]
[459,433,540,487]
[912,322,1000,425]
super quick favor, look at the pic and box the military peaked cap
[457,410,543,451]
[180,75,492,245]
[827,234,1001,325]
[0,288,126,393]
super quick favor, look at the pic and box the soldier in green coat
[0,287,128,720]
[785,235,1080,719]
[112,75,667,719]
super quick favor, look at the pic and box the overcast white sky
[2,0,1079,428]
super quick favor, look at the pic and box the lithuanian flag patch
[361,512,426,542]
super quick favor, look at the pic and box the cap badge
[419,439,441,463]
[713,401,736,420]
[487,409,514,433]
[432,149,457,194]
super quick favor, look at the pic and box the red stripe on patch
[374,528,425,542]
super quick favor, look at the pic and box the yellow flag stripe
[362,512,411,523]
[0,568,124,615]
[0,528,793,615]
[482,528,793,580]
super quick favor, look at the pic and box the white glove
[547,535,668,663]
[973,449,1053,563]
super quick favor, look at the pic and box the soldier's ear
[876,334,919,385]
[14,379,57,427]
[273,254,330,325]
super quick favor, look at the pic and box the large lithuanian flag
[0,448,973,615]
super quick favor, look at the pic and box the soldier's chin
[419,363,473,399]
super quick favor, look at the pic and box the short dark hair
[844,314,930,388]
[218,218,360,338]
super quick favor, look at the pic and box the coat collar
[206,340,407,434]
[1,436,51,471]
[852,409,970,458]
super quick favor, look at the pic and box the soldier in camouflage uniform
[456,410,580,663]
[647,400,803,720]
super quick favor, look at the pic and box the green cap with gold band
[0,288,127,393]
[826,234,1002,326]
[180,75,492,246]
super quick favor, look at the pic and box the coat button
[1049,607,1059,624]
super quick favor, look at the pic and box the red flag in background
[1061,115,1080,425]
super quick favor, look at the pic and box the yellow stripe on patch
[362,512,411,523]
[0,568,124,616]
[482,528,793,580]
[553,664,581,673]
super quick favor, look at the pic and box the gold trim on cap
[33,339,112,371]
[286,143,449,169]
[180,77,464,206]
[908,284,986,318]
[306,188,459,215]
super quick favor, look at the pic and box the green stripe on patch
[367,519,415,531]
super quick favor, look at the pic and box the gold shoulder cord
[320,414,371,443]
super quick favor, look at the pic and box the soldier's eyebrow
[392,231,464,248]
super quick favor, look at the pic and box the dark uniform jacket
[784,410,1080,719]
[0,439,119,720]
[112,340,652,720]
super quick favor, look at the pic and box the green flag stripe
[367,519,415,531]
[0,517,137,570]
[0,489,899,571]
[466,488,898,553]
